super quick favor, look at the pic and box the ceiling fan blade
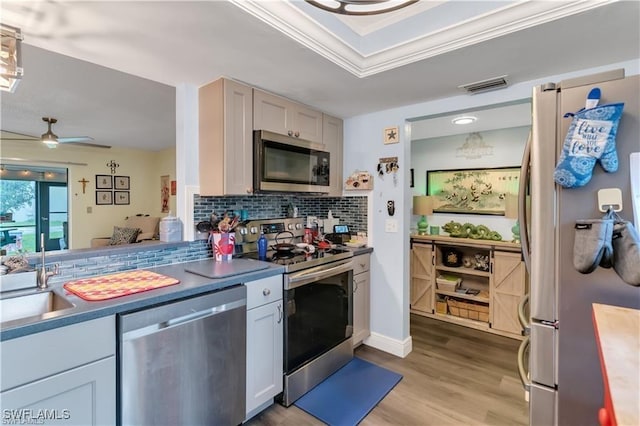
[1,130,38,140]
[58,136,94,143]
[61,142,112,149]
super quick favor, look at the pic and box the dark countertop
[336,245,373,256]
[0,259,284,341]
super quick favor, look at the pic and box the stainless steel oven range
[240,218,354,406]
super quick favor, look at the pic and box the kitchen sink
[1,291,75,324]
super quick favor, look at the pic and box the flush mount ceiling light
[305,0,418,16]
[0,24,23,93]
[41,117,60,148]
[452,116,477,125]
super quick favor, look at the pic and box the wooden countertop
[592,303,640,426]
[410,233,521,250]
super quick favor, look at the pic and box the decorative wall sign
[427,166,520,215]
[383,126,399,144]
[114,176,130,190]
[96,191,113,205]
[96,175,112,189]
[114,191,130,205]
[161,175,170,213]
[455,132,494,159]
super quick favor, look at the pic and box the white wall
[343,59,639,357]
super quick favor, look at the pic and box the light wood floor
[246,314,529,426]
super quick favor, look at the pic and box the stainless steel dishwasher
[118,285,246,426]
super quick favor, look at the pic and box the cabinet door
[491,250,526,334]
[246,300,283,417]
[223,79,254,195]
[411,243,434,313]
[1,357,116,425]
[352,271,370,347]
[323,114,343,196]
[253,89,291,136]
[199,78,253,195]
[295,105,323,144]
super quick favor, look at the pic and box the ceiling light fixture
[452,116,477,125]
[0,24,23,93]
[41,117,59,148]
[305,0,418,16]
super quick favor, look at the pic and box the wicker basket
[447,298,489,322]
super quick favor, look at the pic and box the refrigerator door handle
[519,129,532,272]
[517,335,531,391]
[518,293,530,334]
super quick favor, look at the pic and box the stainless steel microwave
[254,130,330,194]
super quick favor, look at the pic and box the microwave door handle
[519,130,532,272]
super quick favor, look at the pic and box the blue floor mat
[294,357,402,426]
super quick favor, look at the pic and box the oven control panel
[261,223,285,235]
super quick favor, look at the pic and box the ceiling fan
[1,117,111,149]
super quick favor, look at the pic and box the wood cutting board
[63,270,180,301]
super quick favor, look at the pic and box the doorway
[0,165,68,253]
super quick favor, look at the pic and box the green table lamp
[413,195,433,235]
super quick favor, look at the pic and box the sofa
[91,215,160,248]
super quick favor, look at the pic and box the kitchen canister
[160,215,182,242]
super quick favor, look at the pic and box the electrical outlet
[385,219,398,233]
[87,207,92,213]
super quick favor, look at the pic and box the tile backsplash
[194,194,368,232]
[33,194,367,283]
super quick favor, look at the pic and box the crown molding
[231,0,615,78]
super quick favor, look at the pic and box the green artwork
[427,167,520,215]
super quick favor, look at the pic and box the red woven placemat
[63,270,180,301]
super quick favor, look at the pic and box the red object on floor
[64,270,180,301]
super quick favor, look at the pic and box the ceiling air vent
[458,75,508,94]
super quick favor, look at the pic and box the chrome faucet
[37,233,59,289]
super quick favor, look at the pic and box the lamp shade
[413,196,433,216]
[504,194,518,219]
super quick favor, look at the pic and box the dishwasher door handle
[123,299,245,341]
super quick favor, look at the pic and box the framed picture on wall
[96,191,113,205]
[96,175,112,189]
[426,166,520,215]
[114,176,130,190]
[114,191,130,205]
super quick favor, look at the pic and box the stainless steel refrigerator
[517,70,640,426]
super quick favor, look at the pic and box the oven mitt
[611,220,640,286]
[573,219,613,274]
[554,102,624,188]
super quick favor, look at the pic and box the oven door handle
[285,259,354,289]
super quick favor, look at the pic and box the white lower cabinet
[1,357,116,426]
[352,253,371,347]
[245,275,283,421]
[0,316,116,425]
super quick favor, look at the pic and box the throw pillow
[109,226,141,245]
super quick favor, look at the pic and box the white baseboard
[363,332,412,358]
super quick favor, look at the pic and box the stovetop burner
[242,247,353,273]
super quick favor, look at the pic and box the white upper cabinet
[253,89,323,144]
[199,78,254,196]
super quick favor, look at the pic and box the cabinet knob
[263,288,271,296]
[246,188,252,194]
[287,130,293,136]
[294,131,300,138]
[359,263,366,268]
